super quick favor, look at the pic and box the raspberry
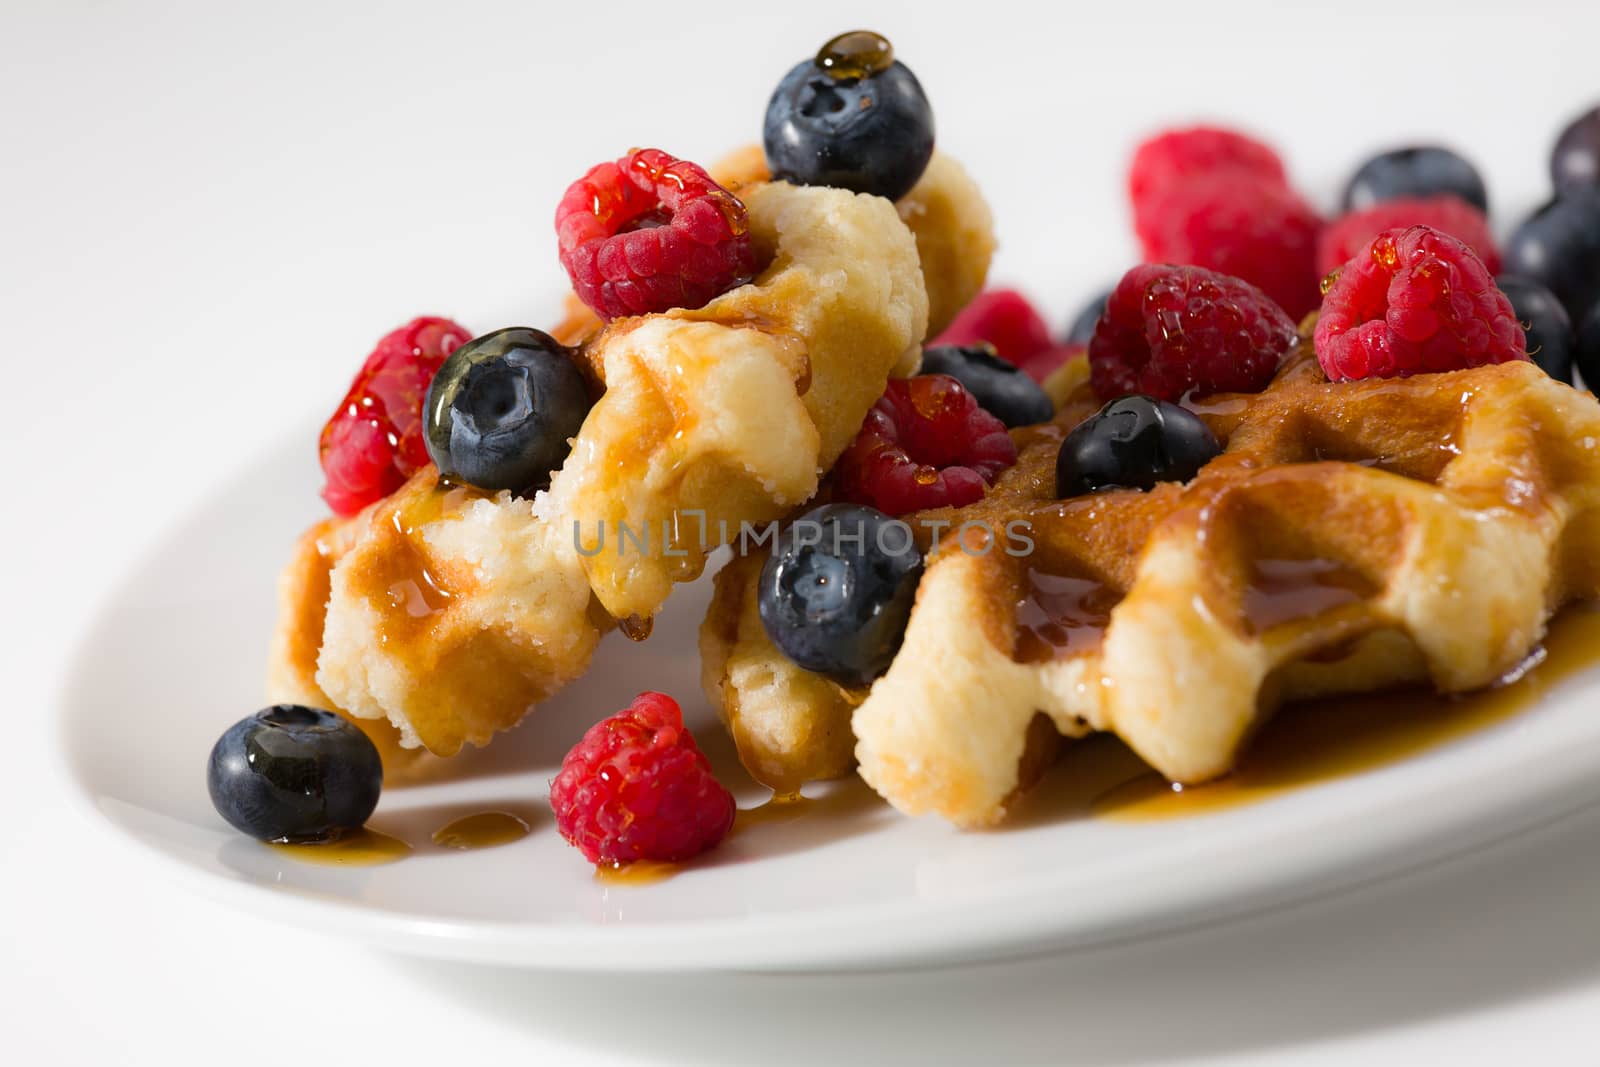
[550,692,735,867]
[930,288,1054,366]
[555,148,759,321]
[1015,342,1084,384]
[1135,174,1324,319]
[834,375,1018,515]
[1315,225,1528,382]
[318,316,471,516]
[1089,264,1297,402]
[1128,126,1288,209]
[1317,195,1501,277]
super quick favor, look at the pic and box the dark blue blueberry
[1056,396,1220,497]
[1552,105,1600,195]
[423,327,591,493]
[1341,146,1488,214]
[207,706,382,842]
[1577,302,1600,394]
[1496,275,1574,383]
[758,503,923,686]
[1064,287,1111,345]
[1502,190,1600,321]
[763,32,934,202]
[918,345,1053,428]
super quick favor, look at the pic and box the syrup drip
[618,614,654,642]
[268,828,411,867]
[1089,604,1600,820]
[431,811,531,850]
[815,30,893,79]
[732,790,810,832]
[1013,570,1121,663]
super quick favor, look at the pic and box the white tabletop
[6,1,1600,1062]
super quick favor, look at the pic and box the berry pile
[249,34,1600,881]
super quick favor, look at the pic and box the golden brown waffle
[270,154,996,757]
[703,334,1600,824]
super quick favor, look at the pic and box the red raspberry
[555,148,759,321]
[834,375,1018,516]
[1135,174,1324,319]
[1315,225,1528,382]
[1128,126,1288,209]
[1089,264,1297,402]
[1316,195,1501,277]
[318,316,471,516]
[930,288,1054,365]
[550,692,735,867]
[1015,342,1084,383]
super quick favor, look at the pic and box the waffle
[702,332,1600,824]
[269,153,996,756]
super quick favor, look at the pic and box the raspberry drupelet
[550,692,736,867]
[555,148,760,320]
[1315,225,1528,382]
[318,316,471,516]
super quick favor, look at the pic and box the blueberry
[1056,396,1220,497]
[758,503,923,686]
[1496,275,1575,383]
[1552,105,1600,194]
[1577,302,1600,394]
[1341,146,1488,214]
[423,327,591,493]
[207,706,382,842]
[763,31,934,202]
[1065,288,1111,345]
[918,345,1053,428]
[1502,190,1600,321]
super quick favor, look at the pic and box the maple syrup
[1013,569,1121,663]
[269,828,411,866]
[618,614,654,642]
[366,482,486,648]
[816,31,893,79]
[1089,604,1600,820]
[732,790,810,832]
[1240,557,1373,633]
[594,859,678,886]
[431,811,531,850]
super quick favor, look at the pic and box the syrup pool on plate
[269,828,412,867]
[1088,604,1600,820]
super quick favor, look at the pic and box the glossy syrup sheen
[1013,569,1121,663]
[1088,604,1600,820]
[269,828,412,866]
[432,811,531,850]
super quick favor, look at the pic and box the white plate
[58,432,1600,973]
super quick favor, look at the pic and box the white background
[6,0,1600,1062]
